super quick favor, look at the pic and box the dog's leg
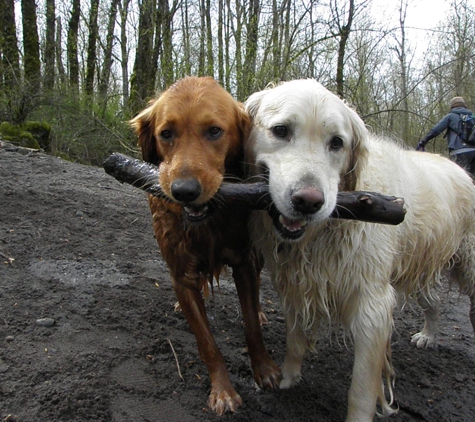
[279,310,307,389]
[411,289,440,348]
[469,294,475,334]
[233,264,281,388]
[347,287,395,422]
[172,279,242,415]
[257,280,269,326]
[449,236,475,334]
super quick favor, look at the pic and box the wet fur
[130,76,280,415]
[244,79,475,421]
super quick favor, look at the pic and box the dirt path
[1,142,474,422]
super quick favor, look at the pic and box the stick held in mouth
[103,153,406,225]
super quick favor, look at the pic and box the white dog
[244,79,475,422]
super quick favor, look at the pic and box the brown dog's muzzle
[169,176,212,223]
[171,177,202,203]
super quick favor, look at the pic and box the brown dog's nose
[171,178,202,203]
[291,187,325,214]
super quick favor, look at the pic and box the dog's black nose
[291,188,325,214]
[171,178,202,203]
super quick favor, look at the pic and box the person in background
[416,96,475,173]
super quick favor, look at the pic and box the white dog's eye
[272,125,288,139]
[329,136,344,151]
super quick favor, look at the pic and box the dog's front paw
[411,331,436,348]
[279,354,303,389]
[208,385,242,416]
[279,363,301,389]
[253,355,281,389]
[279,373,300,389]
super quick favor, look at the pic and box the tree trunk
[398,0,410,143]
[335,0,355,98]
[217,0,224,85]
[1,0,20,93]
[129,0,156,114]
[67,0,81,94]
[242,0,259,97]
[181,1,192,77]
[271,0,281,74]
[85,0,100,98]
[205,0,214,77]
[234,0,244,100]
[281,0,291,79]
[44,0,55,91]
[198,0,206,76]
[118,0,131,111]
[160,0,178,89]
[21,0,41,91]
[99,0,119,103]
[55,16,66,88]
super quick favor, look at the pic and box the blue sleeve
[421,114,451,145]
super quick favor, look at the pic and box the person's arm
[418,114,451,148]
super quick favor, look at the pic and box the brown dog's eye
[330,137,343,151]
[160,129,173,140]
[207,127,223,140]
[272,125,288,138]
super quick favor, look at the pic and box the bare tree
[44,0,56,90]
[129,0,156,113]
[217,0,224,85]
[67,0,81,93]
[56,16,67,88]
[159,0,179,88]
[198,0,206,75]
[242,0,259,97]
[332,0,355,97]
[394,0,410,142]
[99,0,119,105]
[85,0,100,98]
[21,0,41,91]
[118,0,131,109]
[1,0,20,93]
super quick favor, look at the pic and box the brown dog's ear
[130,100,160,164]
[341,105,369,191]
[237,102,251,143]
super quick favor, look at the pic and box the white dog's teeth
[279,215,307,232]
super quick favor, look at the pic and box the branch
[103,153,406,226]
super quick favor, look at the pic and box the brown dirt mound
[1,142,474,421]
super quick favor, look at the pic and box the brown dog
[130,76,280,415]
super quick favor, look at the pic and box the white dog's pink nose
[291,188,325,214]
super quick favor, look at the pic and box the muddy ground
[1,141,474,422]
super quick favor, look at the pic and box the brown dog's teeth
[184,204,209,217]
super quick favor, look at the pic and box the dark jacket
[421,107,473,150]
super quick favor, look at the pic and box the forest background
[1,0,474,165]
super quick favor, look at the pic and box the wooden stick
[103,153,406,225]
[166,338,184,382]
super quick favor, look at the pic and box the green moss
[0,121,42,149]
[24,121,51,150]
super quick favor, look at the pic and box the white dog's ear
[341,106,369,191]
[244,90,267,119]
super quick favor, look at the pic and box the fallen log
[103,153,406,225]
